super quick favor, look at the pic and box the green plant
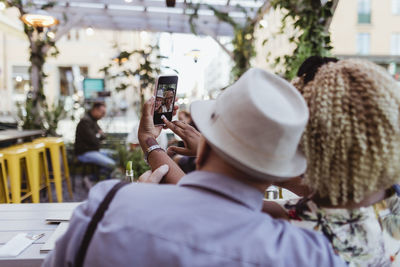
[115,144,150,178]
[99,45,166,114]
[17,98,66,136]
[102,134,149,178]
[209,5,258,81]
[269,0,339,80]
[42,99,66,136]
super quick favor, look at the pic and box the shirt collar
[177,171,264,211]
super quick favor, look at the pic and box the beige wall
[330,0,358,55]
[331,0,400,55]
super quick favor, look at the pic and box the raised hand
[162,116,201,157]
[138,97,163,148]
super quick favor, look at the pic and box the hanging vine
[208,5,258,81]
[270,0,339,80]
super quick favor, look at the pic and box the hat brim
[191,100,307,181]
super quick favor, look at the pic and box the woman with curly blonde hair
[266,57,400,266]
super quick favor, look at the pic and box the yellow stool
[21,142,53,203]
[1,147,34,203]
[265,186,284,200]
[34,137,72,202]
[0,153,10,203]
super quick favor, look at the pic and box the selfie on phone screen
[153,75,178,125]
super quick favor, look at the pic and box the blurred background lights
[86,27,94,36]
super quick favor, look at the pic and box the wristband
[144,144,163,164]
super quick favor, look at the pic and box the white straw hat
[191,68,309,181]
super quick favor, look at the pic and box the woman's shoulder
[282,192,400,266]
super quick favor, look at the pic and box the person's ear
[196,137,211,169]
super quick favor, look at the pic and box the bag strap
[74,181,129,267]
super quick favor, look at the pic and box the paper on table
[0,233,38,257]
[40,222,69,253]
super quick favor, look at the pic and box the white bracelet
[144,144,163,164]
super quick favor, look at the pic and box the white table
[0,203,80,267]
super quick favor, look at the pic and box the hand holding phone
[153,75,178,125]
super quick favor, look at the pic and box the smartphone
[153,75,178,125]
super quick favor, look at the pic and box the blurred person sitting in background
[75,102,116,180]
[262,57,400,266]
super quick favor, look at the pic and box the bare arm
[138,97,185,184]
[140,136,185,184]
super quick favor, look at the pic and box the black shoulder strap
[74,181,129,267]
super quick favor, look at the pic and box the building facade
[331,0,400,80]
[254,0,400,81]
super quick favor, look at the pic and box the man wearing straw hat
[44,68,345,267]
[154,89,164,114]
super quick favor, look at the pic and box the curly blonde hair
[293,59,400,205]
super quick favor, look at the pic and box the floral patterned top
[282,190,400,267]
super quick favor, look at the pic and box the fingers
[142,97,155,117]
[168,146,191,156]
[138,170,152,183]
[146,164,169,183]
[162,116,184,136]
[172,120,189,130]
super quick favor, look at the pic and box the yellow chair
[34,137,73,202]
[0,153,10,203]
[21,142,53,203]
[1,147,33,203]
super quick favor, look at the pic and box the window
[392,34,400,55]
[393,0,400,15]
[358,0,371,24]
[357,33,370,55]
[12,66,30,94]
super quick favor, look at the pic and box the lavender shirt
[43,171,346,267]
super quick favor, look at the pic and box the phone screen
[153,75,178,125]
